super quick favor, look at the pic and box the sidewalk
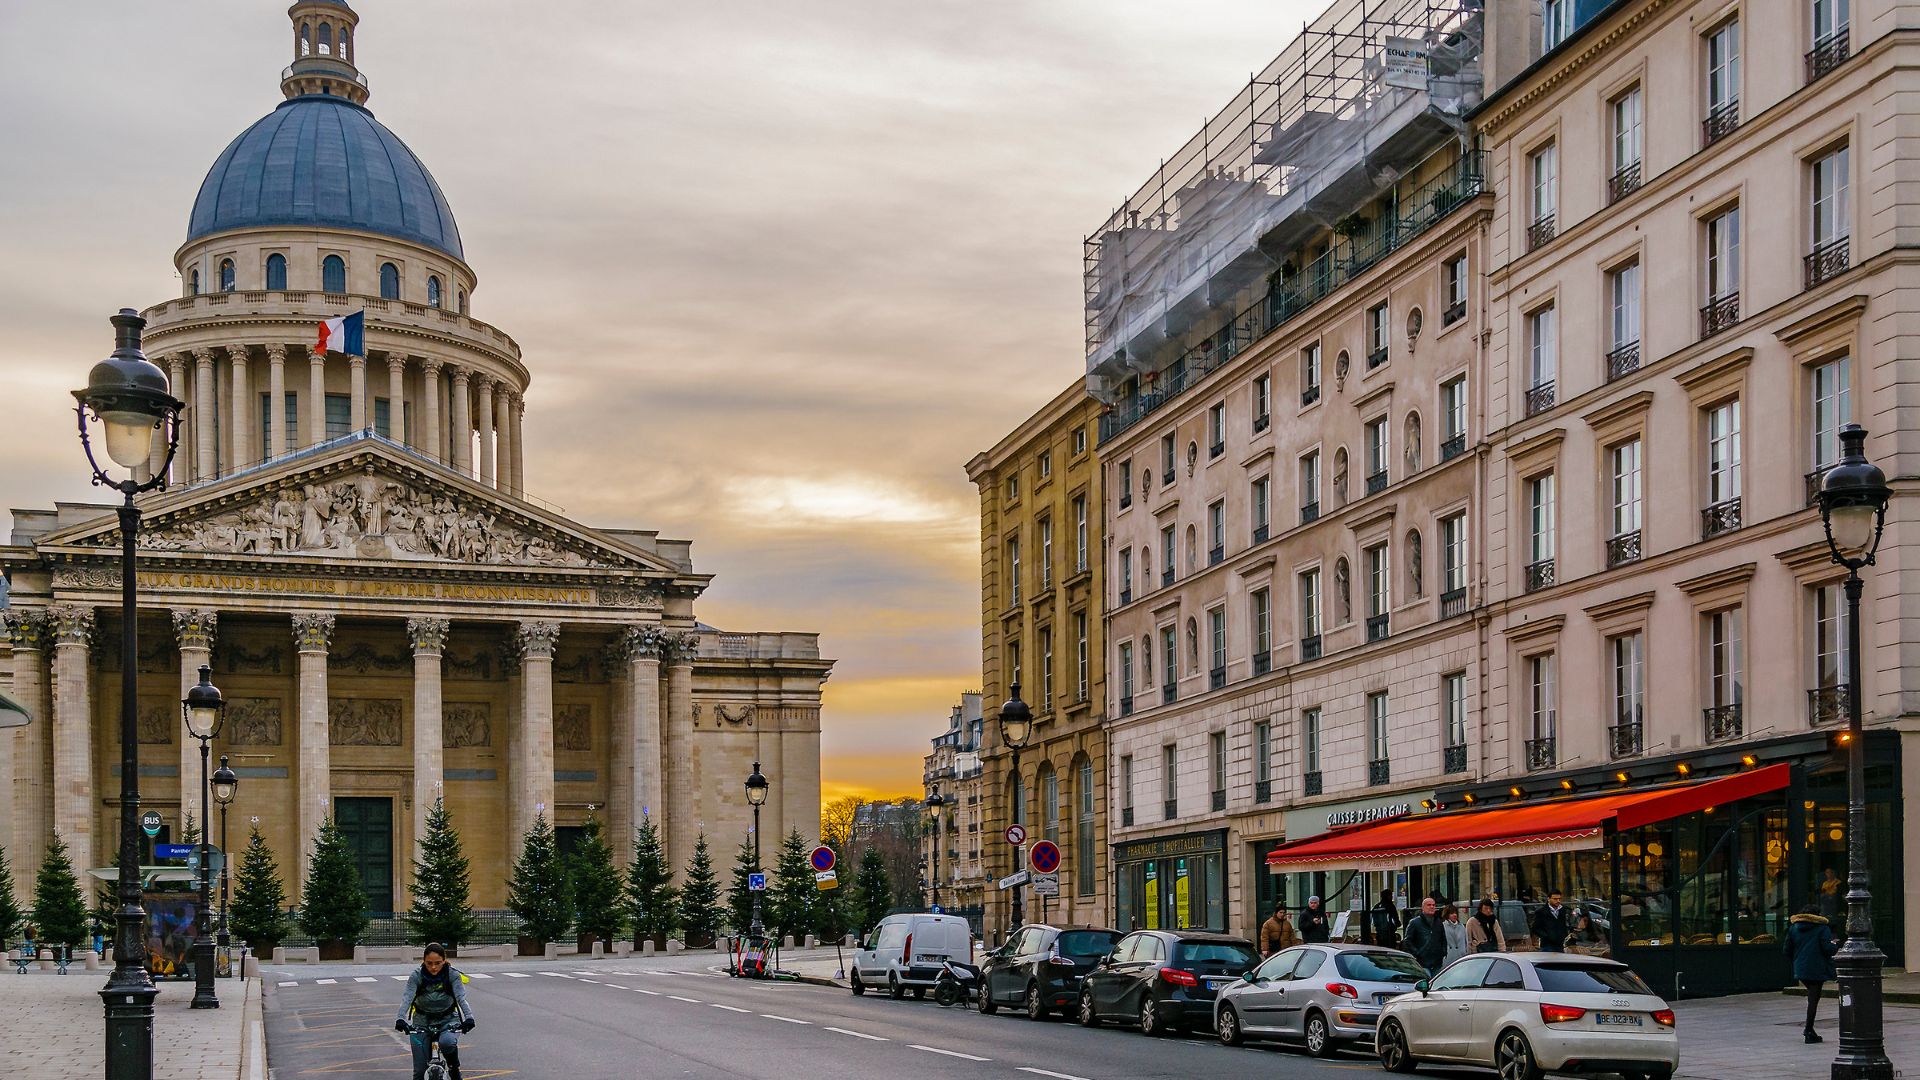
[0,969,256,1079]
[1673,991,1915,1079]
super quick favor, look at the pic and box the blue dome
[187,95,464,261]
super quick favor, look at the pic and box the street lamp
[925,793,946,911]
[76,309,183,1079]
[1815,423,1894,1080]
[999,685,1033,934]
[211,756,238,975]
[182,666,226,1009]
[744,761,769,941]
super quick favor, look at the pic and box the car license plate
[1205,979,1227,990]
[1374,992,1395,1005]
[1596,1012,1644,1027]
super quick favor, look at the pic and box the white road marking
[353,977,377,983]
[391,975,409,981]
[466,972,492,979]
[710,1004,750,1013]
[571,971,596,976]
[670,995,703,1004]
[578,979,602,985]
[632,988,660,995]
[540,972,573,978]
[761,1014,811,1025]
[911,1045,989,1061]
[277,981,298,987]
[315,979,337,985]
[503,972,532,979]
[825,1027,887,1041]
[1020,1070,1093,1080]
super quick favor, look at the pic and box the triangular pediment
[42,437,685,576]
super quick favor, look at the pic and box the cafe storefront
[1114,830,1227,933]
[1270,791,1437,939]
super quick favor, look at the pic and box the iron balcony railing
[1209,545,1224,566]
[1367,347,1389,371]
[1525,735,1557,771]
[1806,27,1850,83]
[1300,634,1323,661]
[1440,433,1466,462]
[1610,718,1644,758]
[1525,380,1556,417]
[1119,492,1132,510]
[1163,799,1178,820]
[1607,529,1642,567]
[1253,523,1270,544]
[1162,467,1175,485]
[1701,292,1740,337]
[1705,703,1744,742]
[1806,466,1832,507]
[1443,744,1467,774]
[1366,470,1388,496]
[1211,789,1227,812]
[1253,413,1270,434]
[1443,299,1467,326]
[1119,694,1133,717]
[1366,613,1390,642]
[1209,666,1226,690]
[1162,683,1177,705]
[1525,558,1556,593]
[1210,440,1225,459]
[1809,684,1849,726]
[1368,759,1391,787]
[1097,152,1486,444]
[1702,497,1742,539]
[1253,650,1272,676]
[1119,587,1133,606]
[1162,567,1175,587]
[1254,779,1272,804]
[1303,771,1323,797]
[1608,161,1643,204]
[1527,213,1557,251]
[1301,384,1322,407]
[1440,587,1468,619]
[1606,340,1641,381]
[1703,100,1740,145]
[1806,237,1850,289]
[1121,806,1134,827]
[1300,501,1320,525]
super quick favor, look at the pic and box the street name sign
[157,844,194,860]
[996,869,1030,891]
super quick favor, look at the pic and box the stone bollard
[83,952,102,971]
[590,941,604,958]
[352,946,369,964]
[643,941,657,956]
[243,954,261,979]
[543,942,559,960]
[782,935,795,949]
[667,940,684,954]
[804,935,818,949]
[271,947,285,965]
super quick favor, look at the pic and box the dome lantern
[283,1,368,105]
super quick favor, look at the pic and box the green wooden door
[334,797,394,917]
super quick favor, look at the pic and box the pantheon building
[0,0,829,913]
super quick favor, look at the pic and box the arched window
[318,22,333,55]
[300,24,311,56]
[218,259,235,292]
[1039,764,1060,845]
[188,268,199,296]
[322,255,347,293]
[265,253,287,290]
[379,262,400,299]
[457,288,468,314]
[427,275,443,308]
[339,28,350,62]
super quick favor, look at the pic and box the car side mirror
[1415,979,1430,995]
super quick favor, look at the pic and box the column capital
[48,603,95,647]
[292,613,336,653]
[265,342,288,364]
[419,355,443,376]
[604,625,661,666]
[347,354,367,369]
[193,346,218,366]
[2,609,50,651]
[226,343,250,364]
[450,366,471,386]
[663,629,701,665]
[408,616,451,655]
[170,608,219,651]
[471,371,494,391]
[165,352,190,372]
[515,620,561,661]
[387,353,408,374]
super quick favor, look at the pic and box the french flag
[315,310,366,356]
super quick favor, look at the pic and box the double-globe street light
[924,793,946,911]
[183,667,227,1009]
[1814,423,1895,1080]
[998,685,1033,934]
[744,761,769,940]
[211,756,239,975]
[76,309,184,1079]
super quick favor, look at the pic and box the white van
[849,913,973,999]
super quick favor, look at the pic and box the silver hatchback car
[1215,943,1426,1056]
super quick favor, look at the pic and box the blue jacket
[1784,914,1838,982]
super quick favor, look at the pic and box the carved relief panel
[329,698,403,746]
[554,703,592,752]
[444,703,492,748]
[227,698,285,747]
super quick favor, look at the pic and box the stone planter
[517,936,544,957]
[316,939,354,962]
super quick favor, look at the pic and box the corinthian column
[475,375,496,487]
[663,631,697,876]
[450,368,472,475]
[307,346,326,448]
[387,355,408,446]
[621,628,663,868]
[166,355,190,483]
[419,358,442,461]
[266,343,288,459]
[228,344,252,468]
[172,610,218,821]
[193,347,218,478]
[292,614,335,893]
[510,394,526,495]
[408,617,449,855]
[513,621,559,855]
[4,611,51,902]
[495,390,514,494]
[49,604,96,875]
[349,354,368,433]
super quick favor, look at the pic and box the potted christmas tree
[678,834,722,949]
[32,833,89,966]
[568,816,621,953]
[231,827,292,958]
[299,819,369,961]
[507,813,570,956]
[403,799,477,957]
[622,817,677,951]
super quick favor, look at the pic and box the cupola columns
[284,1,368,105]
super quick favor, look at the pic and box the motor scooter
[933,957,981,1008]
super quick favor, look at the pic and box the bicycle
[404,1020,459,1080]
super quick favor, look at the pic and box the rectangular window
[1813,0,1850,40]
[1039,518,1053,589]
[1708,399,1742,504]
[1609,261,1641,350]
[1160,624,1177,684]
[1367,302,1391,367]
[1300,450,1320,515]
[1613,632,1645,725]
[1368,691,1390,761]
[1208,500,1225,563]
[259,391,299,453]
[1365,416,1389,486]
[1039,450,1052,479]
[1208,403,1225,457]
[1209,731,1226,803]
[1075,612,1089,701]
[1707,607,1744,707]
[1812,582,1849,689]
[1443,254,1468,322]
[1611,440,1643,537]
[1120,755,1134,817]
[1161,524,1176,584]
[1071,426,1087,455]
[1008,538,1022,605]
[1444,672,1467,747]
[1209,607,1226,680]
[324,392,351,439]
[1251,476,1270,539]
[1442,376,1467,442]
[1118,641,1134,702]
[1366,542,1390,618]
[1077,760,1095,895]
[1300,569,1321,637]
[1707,206,1741,300]
[1118,460,1133,509]
[1252,588,1271,658]
[1008,639,1022,694]
[1812,358,1852,469]
[1528,305,1557,388]
[1073,496,1088,572]
[1612,86,1644,172]
[1301,343,1322,401]
[1543,0,1573,48]
[373,397,391,440]
[1811,145,1850,248]
[1252,373,1272,429]
[1007,473,1019,501]
[1118,547,1133,600]
[1162,743,1178,819]
[1529,473,1556,563]
[1303,707,1322,773]
[1254,721,1271,788]
[1530,143,1558,223]
[1161,433,1176,481]
[1708,21,1741,114]
[1040,628,1054,711]
[1530,653,1558,739]
[1441,513,1467,593]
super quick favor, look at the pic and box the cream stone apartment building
[922,692,987,927]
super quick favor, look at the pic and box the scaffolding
[1084,0,1486,399]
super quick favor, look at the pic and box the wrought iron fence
[1610,719,1644,758]
[1300,501,1320,525]
[1606,340,1641,381]
[1704,703,1744,742]
[1806,28,1850,83]
[1440,433,1466,462]
[1525,380,1556,417]
[1701,497,1742,539]
[1440,587,1468,619]
[1366,614,1389,642]
[1525,558,1556,593]
[1608,162,1642,204]
[1303,771,1323,797]
[1300,634,1323,661]
[1805,237,1850,289]
[1703,100,1740,145]
[1525,736,1557,771]
[1366,470,1388,496]
[1368,759,1391,786]
[1607,530,1642,568]
[1527,213,1557,251]
[1808,685,1849,726]
[1443,744,1467,774]
[1700,291,1739,338]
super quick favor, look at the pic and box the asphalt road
[262,952,1490,1080]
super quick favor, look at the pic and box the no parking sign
[1029,840,1061,874]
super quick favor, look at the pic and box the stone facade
[922,692,987,922]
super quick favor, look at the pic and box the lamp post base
[189,938,220,1009]
[1832,953,1893,1080]
[102,981,159,1078]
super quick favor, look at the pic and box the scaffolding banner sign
[1382,38,1428,89]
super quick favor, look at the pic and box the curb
[241,977,267,1080]
[788,974,846,989]
[1781,986,1920,1005]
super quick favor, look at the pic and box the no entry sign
[1004,824,1027,846]
[1029,840,1061,874]
[809,846,836,873]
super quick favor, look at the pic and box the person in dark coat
[1370,888,1401,949]
[1784,906,1840,1043]
[1402,897,1448,974]
[1299,896,1331,943]
[1529,891,1571,952]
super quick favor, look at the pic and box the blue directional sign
[748,872,768,892]
[157,844,194,860]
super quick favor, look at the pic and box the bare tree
[820,796,863,852]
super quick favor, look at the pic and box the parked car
[979,924,1123,1020]
[1076,929,1259,1036]
[1375,952,1678,1080]
[1216,943,1425,1056]
[848,913,974,1000]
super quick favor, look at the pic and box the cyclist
[394,942,475,1080]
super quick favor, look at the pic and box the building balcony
[1162,683,1177,705]
[1702,497,1742,539]
[1253,650,1272,676]
[1368,759,1391,787]
[1300,501,1320,525]
[1163,799,1177,820]
[1303,771,1323,797]
[1253,523,1271,545]
[1700,291,1740,338]
[1807,28,1850,83]
[1367,347,1389,371]
[1525,558,1556,593]
[1805,237,1851,289]
[1525,380,1555,417]
[1253,413,1270,434]
[1162,467,1175,486]
[1121,806,1134,827]
[1119,492,1133,510]
[1209,666,1226,691]
[1525,735,1557,771]
[1209,544,1224,566]
[1300,634,1323,662]
[1366,470,1388,496]
[141,288,525,372]
[1440,433,1466,462]
[1606,340,1641,382]
[1366,613,1390,642]
[1527,214,1557,251]
[1210,440,1225,459]
[1301,384,1322,408]
[1609,719,1644,758]
[1440,587,1468,619]
[1443,299,1467,326]
[1703,100,1740,145]
[1162,568,1175,588]
[1211,789,1227,812]
[1607,529,1642,568]
[1608,162,1643,204]
[1119,587,1133,606]
[1705,703,1744,742]
[1809,684,1849,726]
[1443,743,1467,774]
[1255,779,1272,804]
[1119,693,1134,717]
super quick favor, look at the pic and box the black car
[1077,929,1259,1036]
[978,924,1123,1020]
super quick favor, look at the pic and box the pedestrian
[1371,888,1401,949]
[1441,905,1469,967]
[1467,899,1506,953]
[1299,896,1331,944]
[1260,904,1299,956]
[1530,890,1571,952]
[1568,911,1608,956]
[1818,868,1842,920]
[1402,897,1448,974]
[1784,904,1840,1043]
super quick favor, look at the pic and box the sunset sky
[0,1,1315,805]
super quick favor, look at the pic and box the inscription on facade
[54,567,606,607]
[330,699,403,746]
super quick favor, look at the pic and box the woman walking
[1441,905,1469,967]
[1466,899,1505,953]
[1785,905,1840,1043]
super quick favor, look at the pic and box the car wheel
[978,981,998,1015]
[1025,983,1049,1021]
[1217,1005,1244,1047]
[1495,1029,1545,1080]
[1077,990,1100,1028]
[1378,1019,1418,1073]
[1305,1010,1337,1057]
[887,973,904,1000]
[849,970,865,996]
[1139,997,1162,1037]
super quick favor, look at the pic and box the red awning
[1266,764,1790,872]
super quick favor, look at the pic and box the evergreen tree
[403,799,478,948]
[726,834,758,935]
[298,818,370,943]
[850,847,893,936]
[568,816,622,944]
[622,817,677,944]
[506,812,571,943]
[676,833,722,945]
[179,811,200,846]
[0,846,24,945]
[32,832,89,948]
[768,828,813,941]
[231,827,291,948]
